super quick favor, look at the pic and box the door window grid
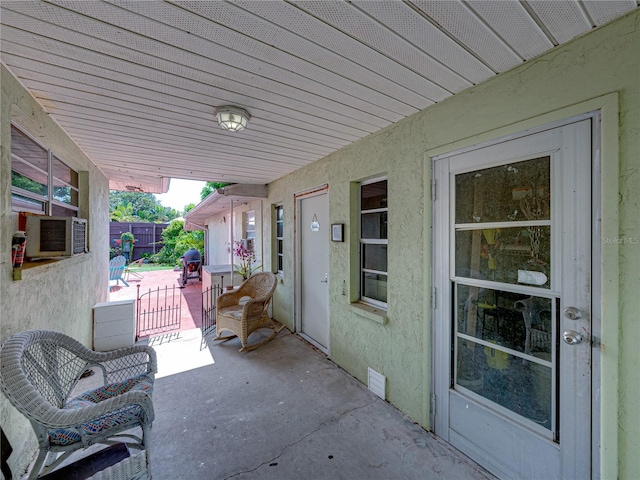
[452,156,557,439]
[359,178,387,308]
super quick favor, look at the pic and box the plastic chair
[124,259,144,282]
[109,255,129,290]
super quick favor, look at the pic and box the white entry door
[433,120,593,479]
[298,189,330,352]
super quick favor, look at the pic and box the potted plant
[229,240,261,280]
[120,232,135,262]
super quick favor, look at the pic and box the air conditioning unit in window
[25,216,87,257]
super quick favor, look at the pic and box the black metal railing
[136,284,182,338]
[201,284,222,340]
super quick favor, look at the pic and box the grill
[180,249,202,286]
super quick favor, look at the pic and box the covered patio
[2,2,639,479]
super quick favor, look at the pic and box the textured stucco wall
[266,10,639,478]
[0,65,110,478]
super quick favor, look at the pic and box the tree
[109,203,136,222]
[200,182,229,201]
[109,190,180,222]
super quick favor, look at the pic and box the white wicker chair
[0,330,156,479]
[86,450,150,480]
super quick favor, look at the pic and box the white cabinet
[93,299,135,351]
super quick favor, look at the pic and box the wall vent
[368,367,386,400]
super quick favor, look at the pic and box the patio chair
[0,330,156,479]
[214,272,283,352]
[124,259,144,282]
[109,255,129,290]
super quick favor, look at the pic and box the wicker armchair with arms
[214,272,283,352]
[0,330,156,479]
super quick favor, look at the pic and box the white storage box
[93,299,136,351]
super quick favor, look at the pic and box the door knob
[563,330,583,345]
[564,307,582,320]
[320,273,328,283]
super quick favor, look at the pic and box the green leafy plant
[151,219,204,266]
[120,232,135,261]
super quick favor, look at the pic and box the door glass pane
[455,157,550,224]
[456,284,553,356]
[456,337,552,430]
[455,226,550,287]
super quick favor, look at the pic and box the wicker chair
[0,330,156,479]
[214,272,283,352]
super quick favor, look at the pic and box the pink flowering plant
[229,240,261,280]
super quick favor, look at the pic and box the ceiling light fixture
[215,106,251,132]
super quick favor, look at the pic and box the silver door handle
[564,306,582,320]
[563,330,583,345]
[320,273,328,283]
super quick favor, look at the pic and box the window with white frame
[360,178,388,307]
[11,124,79,217]
[275,205,284,274]
[243,210,255,251]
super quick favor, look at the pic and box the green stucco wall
[0,65,111,478]
[266,10,639,478]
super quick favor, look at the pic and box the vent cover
[368,367,386,400]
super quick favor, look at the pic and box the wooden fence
[110,222,169,260]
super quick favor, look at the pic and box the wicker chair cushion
[49,373,154,446]
[219,305,245,319]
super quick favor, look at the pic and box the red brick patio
[109,267,203,336]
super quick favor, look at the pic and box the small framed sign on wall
[331,223,344,242]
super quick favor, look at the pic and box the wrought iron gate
[202,284,222,339]
[136,284,182,338]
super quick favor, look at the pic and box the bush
[151,219,204,266]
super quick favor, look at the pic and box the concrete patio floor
[133,328,494,480]
[102,268,494,479]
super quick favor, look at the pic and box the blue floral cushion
[48,373,154,446]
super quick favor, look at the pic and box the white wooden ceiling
[1,0,636,193]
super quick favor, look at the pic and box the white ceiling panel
[527,1,591,44]
[466,0,554,59]
[353,0,494,84]
[175,0,434,107]
[293,0,470,95]
[1,0,636,191]
[584,0,638,24]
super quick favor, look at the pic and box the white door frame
[295,184,330,353]
[430,112,602,478]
